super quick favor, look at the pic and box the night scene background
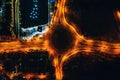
[0,0,120,80]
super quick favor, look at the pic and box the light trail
[0,38,45,54]
[53,0,120,80]
[115,10,120,21]
[0,0,120,80]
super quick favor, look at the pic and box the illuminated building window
[29,0,39,20]
[19,0,48,28]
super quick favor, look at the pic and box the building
[0,0,56,40]
[15,0,50,39]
